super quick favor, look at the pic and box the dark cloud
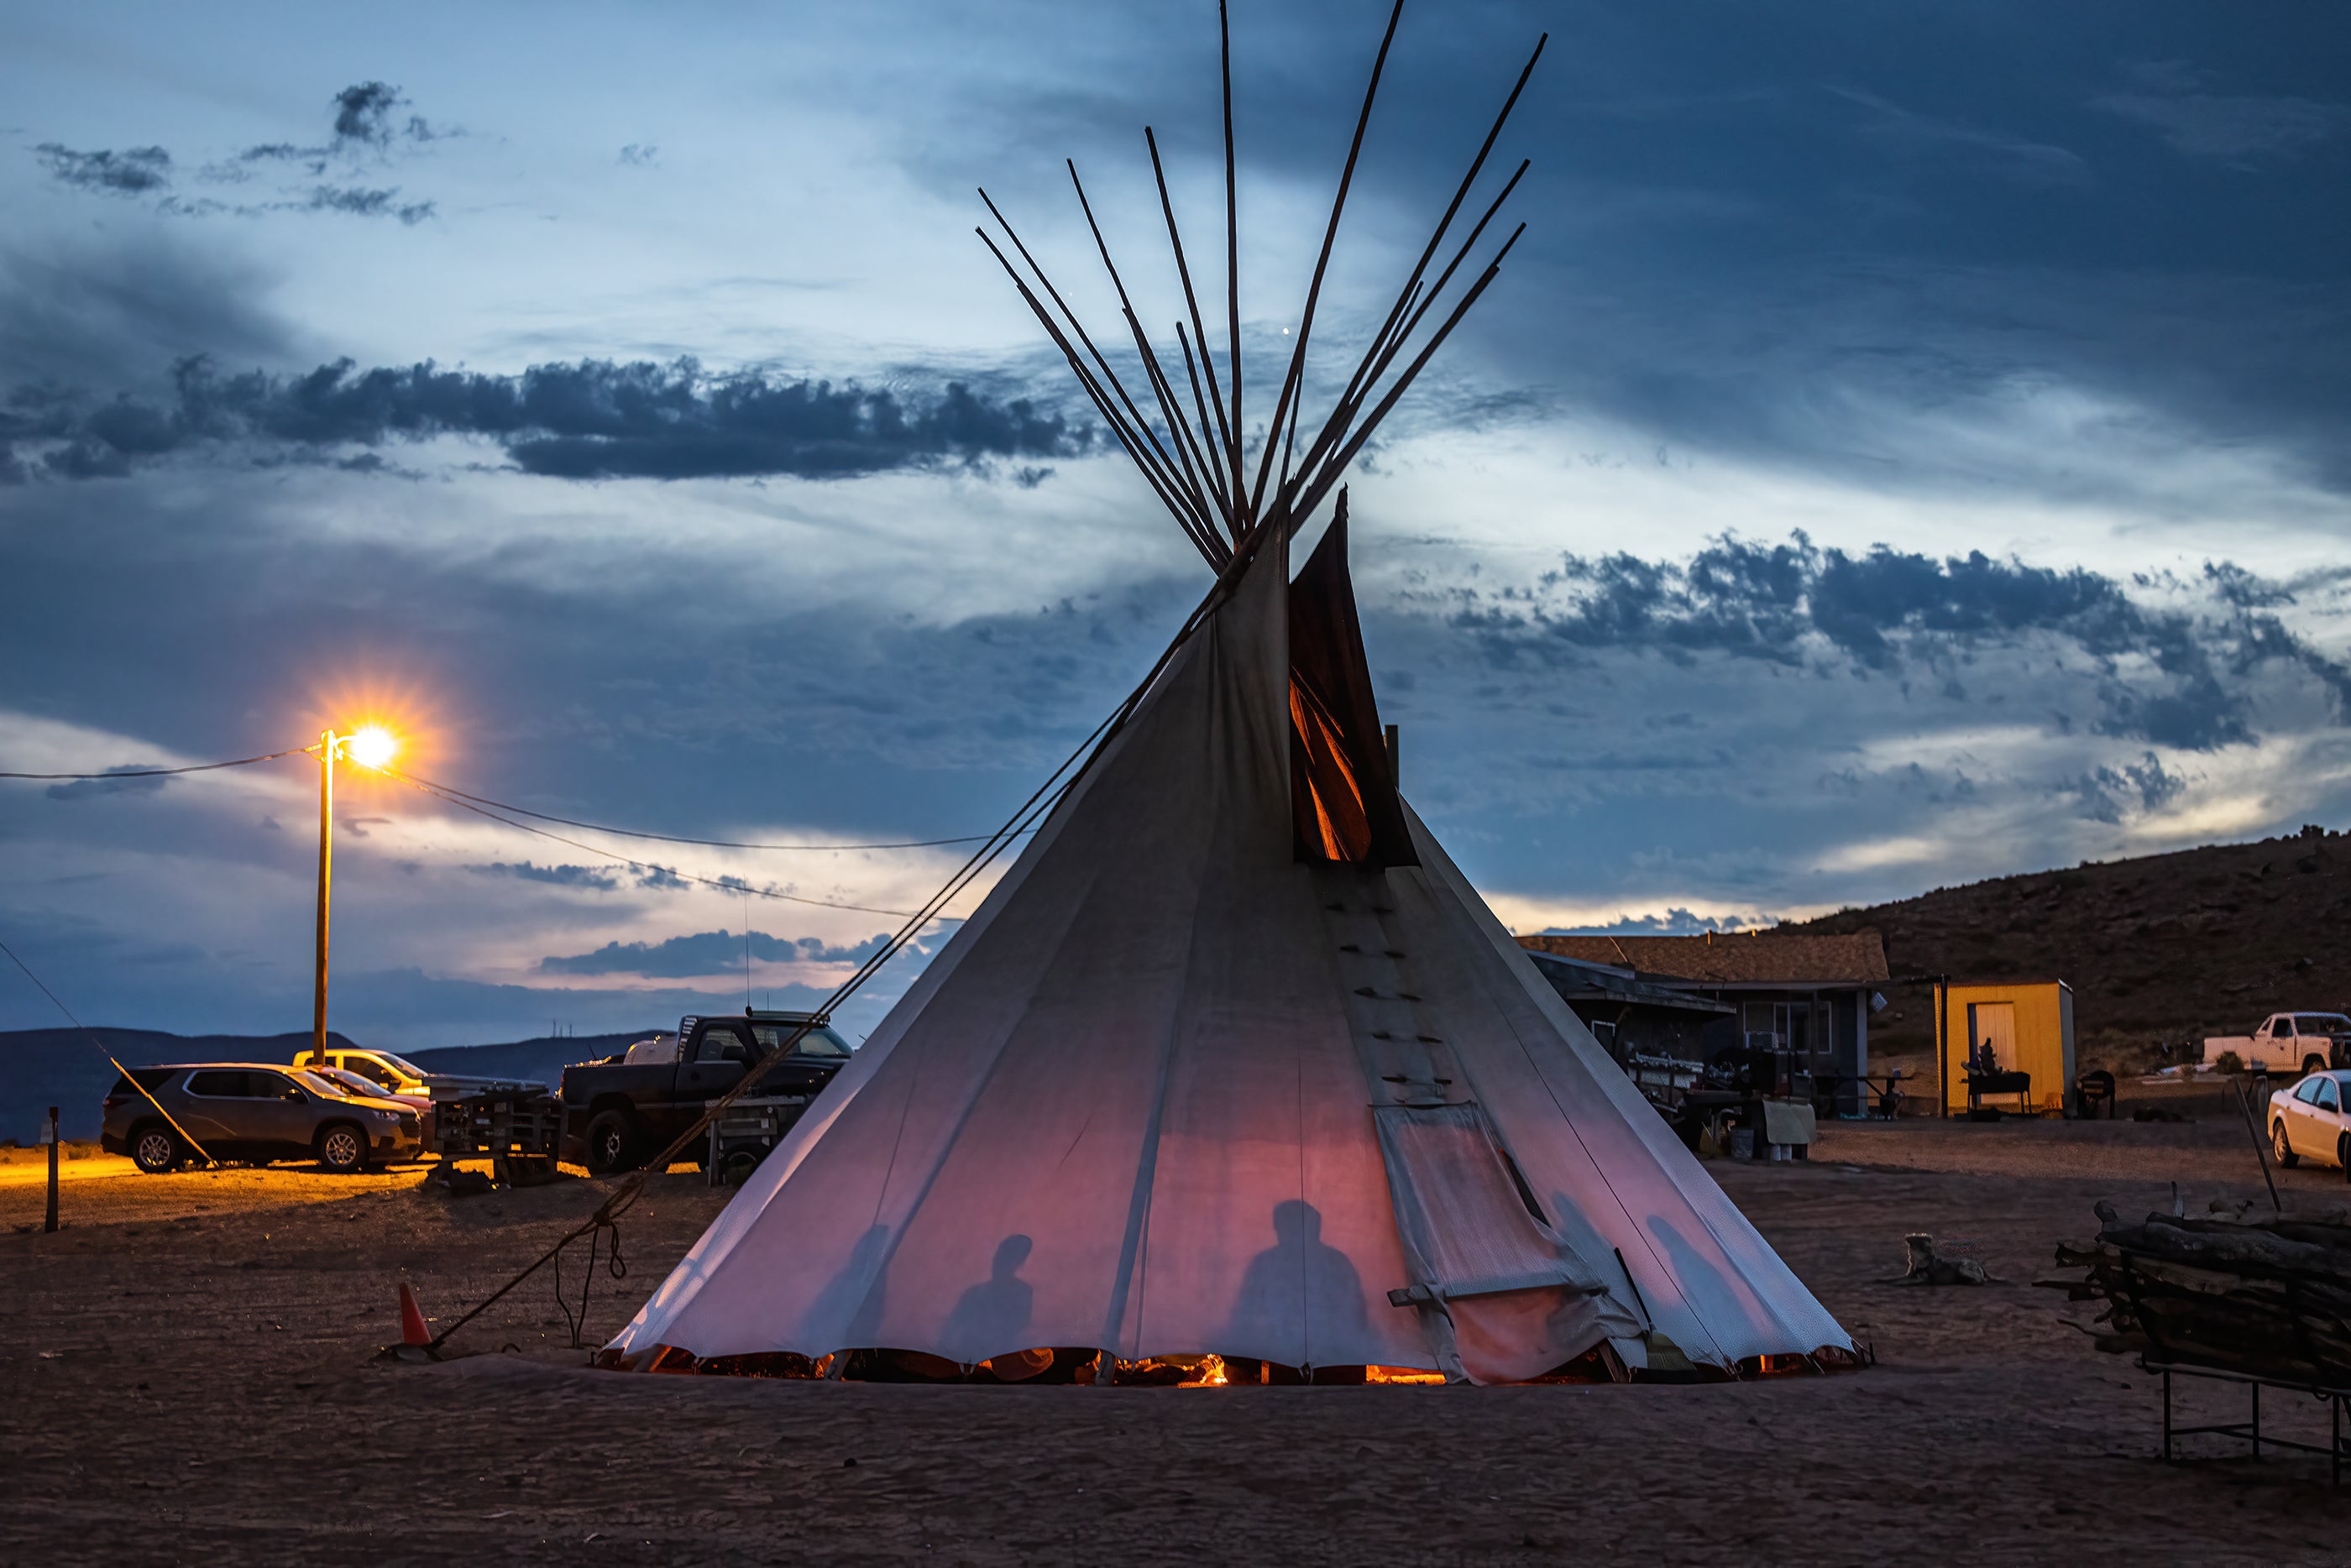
[332,81,435,148]
[237,142,320,168]
[467,860,620,891]
[32,81,444,227]
[298,186,433,224]
[539,929,893,978]
[2063,752,2189,826]
[2,353,1096,483]
[150,187,435,224]
[1538,908,1763,937]
[44,766,170,802]
[1446,533,2351,752]
[33,144,170,195]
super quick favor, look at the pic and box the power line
[0,745,314,781]
[0,934,216,1163]
[385,770,925,919]
[5,741,1018,854]
[385,768,1010,852]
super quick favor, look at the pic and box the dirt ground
[3,1100,2344,1567]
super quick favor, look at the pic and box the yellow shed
[1937,980,2076,1116]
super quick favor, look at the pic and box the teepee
[608,2,1852,1383]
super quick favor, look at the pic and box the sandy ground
[3,1103,2344,1567]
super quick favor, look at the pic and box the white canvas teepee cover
[610,534,1851,1381]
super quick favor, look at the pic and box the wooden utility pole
[45,1105,59,1233]
[312,729,335,1066]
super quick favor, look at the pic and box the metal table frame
[2147,1357,2351,1482]
[704,1093,810,1186]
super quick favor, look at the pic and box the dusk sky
[4,1,2348,1050]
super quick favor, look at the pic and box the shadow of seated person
[1228,1200,1367,1360]
[942,1233,1035,1362]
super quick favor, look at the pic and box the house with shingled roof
[1518,931,1891,1115]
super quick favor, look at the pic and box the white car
[308,1064,437,1148]
[2270,1069,2351,1171]
[296,1047,546,1102]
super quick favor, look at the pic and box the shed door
[1967,1002,2017,1074]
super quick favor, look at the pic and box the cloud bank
[539,929,893,978]
[1443,534,2351,752]
[3,355,1097,483]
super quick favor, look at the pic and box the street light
[308,725,399,1067]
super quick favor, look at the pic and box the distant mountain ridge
[408,1032,652,1090]
[14,828,2343,1137]
[0,1026,658,1142]
[1783,824,2350,1064]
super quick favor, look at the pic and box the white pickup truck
[2204,1012,2351,1075]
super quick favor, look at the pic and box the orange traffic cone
[397,1281,432,1347]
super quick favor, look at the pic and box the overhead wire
[381,772,1014,852]
[0,745,314,781]
[380,769,926,920]
[0,935,215,1164]
[7,744,1021,855]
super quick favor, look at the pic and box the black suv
[101,1064,423,1173]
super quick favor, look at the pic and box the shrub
[2216,1050,2245,1074]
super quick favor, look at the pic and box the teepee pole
[1277,33,1547,508]
[1280,29,1545,512]
[1340,33,1546,415]
[979,190,1217,543]
[1176,321,1236,520]
[1147,127,1241,531]
[1246,0,1403,522]
[1065,160,1231,540]
[1291,223,1524,525]
[976,229,1228,567]
[1219,0,1247,530]
[1355,161,1528,403]
[1280,160,1527,516]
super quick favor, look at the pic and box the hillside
[0,1027,657,1142]
[407,1032,650,1089]
[1784,823,2351,1068]
[0,1028,359,1143]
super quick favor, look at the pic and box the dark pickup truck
[560,1010,853,1175]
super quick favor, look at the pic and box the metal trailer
[434,1088,564,1186]
[704,1094,814,1186]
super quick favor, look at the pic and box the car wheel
[2274,1121,2300,1168]
[2305,1054,2327,1077]
[130,1125,182,1174]
[584,1110,643,1176]
[316,1122,369,1174]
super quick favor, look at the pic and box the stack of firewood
[2043,1200,2351,1384]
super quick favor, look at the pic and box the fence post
[45,1105,60,1233]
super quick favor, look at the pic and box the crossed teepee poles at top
[976,0,1547,572]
